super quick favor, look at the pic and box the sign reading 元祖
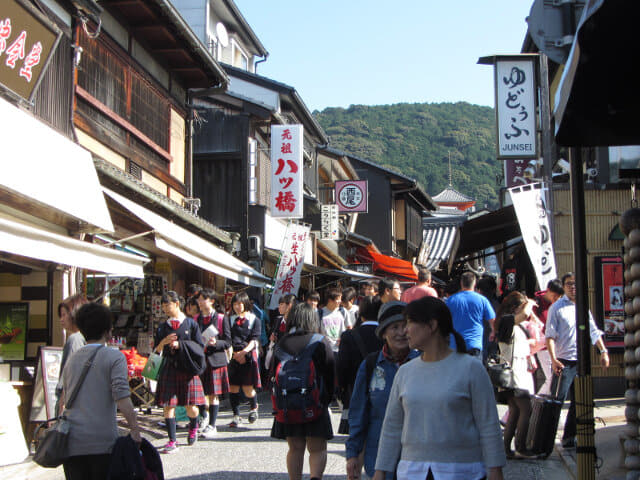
[270,125,304,219]
[269,222,310,309]
[495,57,537,159]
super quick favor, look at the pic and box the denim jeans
[550,359,578,441]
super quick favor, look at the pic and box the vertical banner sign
[320,204,339,240]
[594,256,624,348]
[335,180,368,213]
[509,184,556,288]
[271,125,304,218]
[495,57,537,159]
[269,223,310,309]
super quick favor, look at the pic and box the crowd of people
[53,266,611,480]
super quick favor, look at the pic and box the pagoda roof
[432,185,474,203]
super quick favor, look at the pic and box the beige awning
[0,215,147,277]
[103,188,272,289]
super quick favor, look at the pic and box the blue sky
[234,1,532,112]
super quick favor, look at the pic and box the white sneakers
[201,424,217,439]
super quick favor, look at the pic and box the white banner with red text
[270,125,304,218]
[268,222,310,309]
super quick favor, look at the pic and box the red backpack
[271,333,324,424]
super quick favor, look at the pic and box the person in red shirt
[533,279,564,325]
[401,267,438,303]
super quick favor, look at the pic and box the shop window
[76,27,170,161]
[608,146,640,183]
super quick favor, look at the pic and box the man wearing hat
[346,301,419,480]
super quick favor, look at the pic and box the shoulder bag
[33,346,103,468]
[486,337,516,390]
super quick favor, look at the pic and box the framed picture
[594,256,624,349]
[0,302,28,361]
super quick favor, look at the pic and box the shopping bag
[141,353,164,381]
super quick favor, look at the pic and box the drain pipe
[254,53,268,73]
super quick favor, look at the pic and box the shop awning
[353,245,418,281]
[554,0,640,146]
[103,189,272,289]
[456,206,521,257]
[0,215,147,277]
[419,218,463,271]
[0,97,114,232]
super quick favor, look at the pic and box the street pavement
[6,391,618,480]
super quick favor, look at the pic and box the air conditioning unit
[248,235,262,258]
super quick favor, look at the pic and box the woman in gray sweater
[373,296,505,480]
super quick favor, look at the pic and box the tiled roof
[432,185,474,203]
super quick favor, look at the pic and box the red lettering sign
[5,29,26,68]
[0,18,11,54]
[19,41,41,82]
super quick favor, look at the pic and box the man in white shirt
[546,272,609,449]
[341,287,359,329]
[320,287,347,352]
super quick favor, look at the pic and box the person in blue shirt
[445,271,495,358]
[346,301,419,480]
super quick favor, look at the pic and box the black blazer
[154,317,204,372]
[197,313,232,369]
[336,323,383,405]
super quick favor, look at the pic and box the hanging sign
[320,204,339,240]
[269,223,310,309]
[0,0,62,101]
[494,56,537,159]
[509,183,556,288]
[335,180,368,213]
[271,124,304,218]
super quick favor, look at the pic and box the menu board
[29,347,62,421]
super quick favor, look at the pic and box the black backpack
[271,333,325,424]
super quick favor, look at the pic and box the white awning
[0,216,147,277]
[103,188,273,289]
[0,96,113,232]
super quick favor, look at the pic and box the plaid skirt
[200,365,230,396]
[228,350,262,389]
[155,365,206,407]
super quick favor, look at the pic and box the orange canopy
[354,245,418,281]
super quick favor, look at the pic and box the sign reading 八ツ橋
[271,124,304,218]
[509,183,556,288]
[269,222,310,309]
[495,56,537,159]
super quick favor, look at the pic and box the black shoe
[562,437,576,449]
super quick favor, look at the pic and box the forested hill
[314,102,501,209]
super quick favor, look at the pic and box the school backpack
[271,333,325,424]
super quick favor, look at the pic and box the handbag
[141,352,165,381]
[487,336,516,390]
[33,346,103,468]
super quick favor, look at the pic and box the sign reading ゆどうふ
[271,125,303,219]
[0,0,62,101]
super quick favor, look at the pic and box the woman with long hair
[270,303,335,480]
[495,291,538,457]
[373,297,505,480]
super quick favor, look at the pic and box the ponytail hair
[404,297,467,354]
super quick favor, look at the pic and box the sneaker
[198,411,209,432]
[248,409,258,424]
[187,427,198,445]
[228,415,242,427]
[160,440,179,454]
[201,424,217,439]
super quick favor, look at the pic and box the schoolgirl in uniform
[154,291,206,453]
[227,291,261,427]
[195,288,231,438]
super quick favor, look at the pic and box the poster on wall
[0,302,28,361]
[594,256,624,348]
